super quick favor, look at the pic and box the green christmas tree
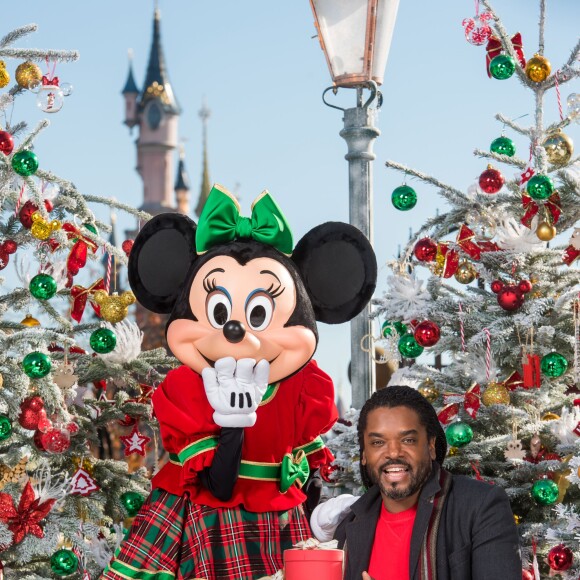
[0,24,173,579]
[329,1,580,576]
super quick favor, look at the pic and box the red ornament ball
[478,165,505,194]
[497,285,525,311]
[414,320,441,347]
[118,414,137,427]
[33,429,46,451]
[18,396,45,430]
[319,463,338,483]
[19,199,53,228]
[2,240,17,254]
[518,279,533,294]
[66,421,79,434]
[0,131,14,156]
[40,426,71,454]
[414,238,438,262]
[0,250,9,271]
[490,280,504,293]
[547,544,573,571]
[122,239,134,256]
[521,571,534,580]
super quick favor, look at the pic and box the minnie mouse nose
[223,320,246,343]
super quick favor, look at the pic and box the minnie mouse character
[102,184,377,580]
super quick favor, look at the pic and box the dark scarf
[417,467,452,579]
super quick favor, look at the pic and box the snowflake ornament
[381,274,430,323]
[496,217,546,253]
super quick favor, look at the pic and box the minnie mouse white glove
[202,357,270,428]
[310,494,358,542]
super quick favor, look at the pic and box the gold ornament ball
[536,221,557,241]
[541,412,560,421]
[542,130,574,166]
[0,61,10,88]
[96,291,136,324]
[447,447,459,457]
[15,61,42,89]
[20,314,40,327]
[482,382,510,406]
[419,384,440,404]
[525,54,551,82]
[454,261,477,284]
[513,514,521,525]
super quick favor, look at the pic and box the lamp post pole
[331,85,380,409]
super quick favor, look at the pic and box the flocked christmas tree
[0,24,173,579]
[328,1,580,577]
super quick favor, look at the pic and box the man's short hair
[357,385,447,489]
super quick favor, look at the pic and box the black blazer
[335,463,522,580]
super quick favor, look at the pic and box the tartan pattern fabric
[418,468,452,580]
[100,488,311,580]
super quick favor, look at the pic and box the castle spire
[175,143,191,215]
[140,7,180,114]
[195,99,212,218]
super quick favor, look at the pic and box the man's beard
[368,458,432,500]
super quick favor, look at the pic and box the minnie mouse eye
[206,291,232,329]
[245,294,274,331]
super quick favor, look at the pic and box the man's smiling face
[362,405,436,512]
[166,255,316,383]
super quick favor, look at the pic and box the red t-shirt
[367,503,417,580]
[151,360,337,512]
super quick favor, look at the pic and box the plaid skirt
[100,488,311,580]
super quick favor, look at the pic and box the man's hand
[362,572,375,580]
[202,357,270,427]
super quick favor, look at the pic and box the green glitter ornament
[0,415,12,441]
[526,174,554,200]
[11,150,39,176]
[489,54,516,80]
[531,478,559,506]
[398,334,424,358]
[29,273,57,300]
[445,421,473,447]
[391,185,417,211]
[50,548,79,576]
[90,327,117,354]
[490,136,516,157]
[381,320,407,337]
[540,352,568,378]
[121,491,145,517]
[22,351,51,378]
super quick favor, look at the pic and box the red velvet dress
[102,360,338,580]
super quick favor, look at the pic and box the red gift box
[284,547,344,580]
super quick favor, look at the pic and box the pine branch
[473,148,528,169]
[495,114,533,138]
[18,120,49,151]
[0,48,79,62]
[0,24,37,49]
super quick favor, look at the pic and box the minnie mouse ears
[293,222,377,324]
[128,213,197,313]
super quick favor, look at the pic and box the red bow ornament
[70,278,106,322]
[521,192,561,229]
[502,370,524,391]
[41,75,59,87]
[438,384,481,424]
[61,223,98,277]
[486,33,526,77]
[0,481,56,545]
[456,225,499,260]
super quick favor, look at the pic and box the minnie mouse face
[128,185,377,385]
[167,253,317,383]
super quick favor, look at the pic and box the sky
[3,0,579,407]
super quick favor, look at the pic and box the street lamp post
[309,0,400,409]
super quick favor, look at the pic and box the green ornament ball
[29,273,57,300]
[381,320,408,337]
[489,54,516,80]
[391,185,417,211]
[11,150,39,176]
[90,327,117,354]
[445,421,473,448]
[398,333,424,358]
[50,548,79,576]
[531,478,559,506]
[121,491,145,517]
[490,136,516,157]
[526,174,554,200]
[540,352,568,378]
[22,351,52,378]
[0,414,12,441]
